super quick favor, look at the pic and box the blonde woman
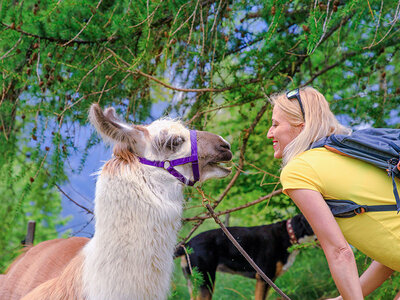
[267,87,400,299]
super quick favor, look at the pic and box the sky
[57,100,170,237]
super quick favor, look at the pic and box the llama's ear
[89,103,148,147]
[103,107,121,123]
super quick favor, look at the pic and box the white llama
[0,103,232,300]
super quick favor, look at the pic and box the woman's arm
[286,189,363,300]
[327,261,394,299]
[359,260,394,296]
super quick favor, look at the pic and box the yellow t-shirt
[281,148,400,271]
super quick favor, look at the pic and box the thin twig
[0,21,116,44]
[0,35,22,60]
[96,71,116,103]
[365,0,400,49]
[177,100,271,245]
[169,1,197,39]
[366,0,375,21]
[181,244,193,274]
[210,0,223,33]
[47,0,63,17]
[186,0,200,45]
[369,0,384,49]
[301,51,357,86]
[55,183,94,215]
[106,47,266,94]
[62,0,104,47]
[60,72,130,116]
[129,0,164,28]
[308,0,333,55]
[185,100,260,125]
[0,116,9,140]
[75,54,113,94]
[132,68,260,93]
[36,39,41,84]
[204,202,291,300]
[183,189,282,222]
[214,100,271,207]
[199,4,205,55]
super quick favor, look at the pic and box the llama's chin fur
[82,164,184,300]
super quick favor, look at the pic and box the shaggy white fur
[2,103,232,300]
[82,158,185,299]
[82,105,232,299]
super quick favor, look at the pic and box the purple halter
[138,130,200,186]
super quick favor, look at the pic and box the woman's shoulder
[281,149,320,176]
[284,147,332,169]
[283,146,376,179]
[281,147,343,179]
[280,149,326,194]
[297,147,334,159]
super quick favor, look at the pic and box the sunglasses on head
[286,88,305,120]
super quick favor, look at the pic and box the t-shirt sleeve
[280,157,323,196]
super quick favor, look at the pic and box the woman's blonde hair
[270,86,351,166]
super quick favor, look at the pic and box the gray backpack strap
[325,199,398,218]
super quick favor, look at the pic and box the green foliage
[189,267,206,298]
[1,0,399,296]
[354,250,400,300]
[268,246,336,300]
[0,158,67,272]
[170,257,256,300]
[171,247,400,299]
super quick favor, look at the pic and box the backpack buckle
[387,159,400,177]
[354,207,366,215]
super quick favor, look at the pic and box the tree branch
[0,22,117,45]
[183,189,282,221]
[177,100,272,245]
[301,51,356,86]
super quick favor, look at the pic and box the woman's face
[267,106,303,159]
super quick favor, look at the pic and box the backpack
[310,128,400,217]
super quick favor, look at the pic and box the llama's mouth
[200,160,232,181]
[209,161,232,173]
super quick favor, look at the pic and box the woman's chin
[273,151,282,159]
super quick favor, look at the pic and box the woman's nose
[267,127,273,139]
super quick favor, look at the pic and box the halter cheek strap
[138,130,200,186]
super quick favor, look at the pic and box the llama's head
[89,103,232,184]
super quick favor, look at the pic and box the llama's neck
[82,164,184,300]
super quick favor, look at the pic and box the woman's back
[281,147,400,271]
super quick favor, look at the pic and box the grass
[170,246,400,299]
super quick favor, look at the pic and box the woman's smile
[267,107,303,159]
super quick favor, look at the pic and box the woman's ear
[294,122,305,133]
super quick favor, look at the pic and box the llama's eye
[167,136,185,150]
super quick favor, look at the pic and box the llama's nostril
[220,143,230,151]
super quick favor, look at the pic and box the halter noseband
[138,130,200,186]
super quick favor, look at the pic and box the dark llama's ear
[89,103,148,148]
